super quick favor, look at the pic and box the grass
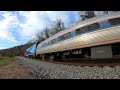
[0,57,15,66]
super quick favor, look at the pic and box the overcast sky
[0,11,81,50]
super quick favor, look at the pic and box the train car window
[100,20,110,28]
[58,32,71,41]
[71,31,76,37]
[51,39,56,44]
[41,45,43,48]
[108,17,120,25]
[45,43,47,47]
[41,38,58,48]
[46,42,48,46]
[87,23,101,31]
[41,44,44,48]
[75,26,88,35]
[48,41,51,45]
[41,43,46,48]
[75,23,101,35]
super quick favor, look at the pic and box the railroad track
[32,58,120,67]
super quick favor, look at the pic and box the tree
[36,31,45,42]
[33,19,65,43]
[85,11,96,18]
[98,11,119,15]
[43,27,51,39]
[36,26,51,42]
[78,11,96,21]
[103,11,109,14]
[50,19,65,35]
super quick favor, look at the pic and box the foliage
[0,43,34,57]
[79,11,96,21]
[36,19,65,42]
[50,19,65,35]
[0,57,15,66]
[78,11,119,21]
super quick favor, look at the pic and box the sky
[0,11,80,50]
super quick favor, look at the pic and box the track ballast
[32,58,120,67]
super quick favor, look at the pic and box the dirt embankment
[0,60,36,79]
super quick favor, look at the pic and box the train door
[91,45,113,59]
[111,43,120,59]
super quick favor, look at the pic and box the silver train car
[35,12,120,61]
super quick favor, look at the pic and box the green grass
[0,57,15,66]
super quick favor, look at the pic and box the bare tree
[78,11,96,21]
[43,27,51,39]
[85,11,96,18]
[36,32,45,42]
[33,19,65,43]
[51,19,65,35]
[99,11,119,15]
[35,26,51,43]
[103,11,109,14]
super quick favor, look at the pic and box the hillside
[0,43,35,57]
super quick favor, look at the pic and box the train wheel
[42,55,45,60]
[35,55,38,59]
[50,55,55,61]
[36,54,40,59]
[62,55,66,60]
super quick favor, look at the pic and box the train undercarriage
[35,42,120,61]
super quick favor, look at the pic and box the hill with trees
[0,43,34,57]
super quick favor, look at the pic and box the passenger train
[25,12,120,61]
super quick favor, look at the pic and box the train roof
[38,12,120,46]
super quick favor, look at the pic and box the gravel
[16,56,120,79]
